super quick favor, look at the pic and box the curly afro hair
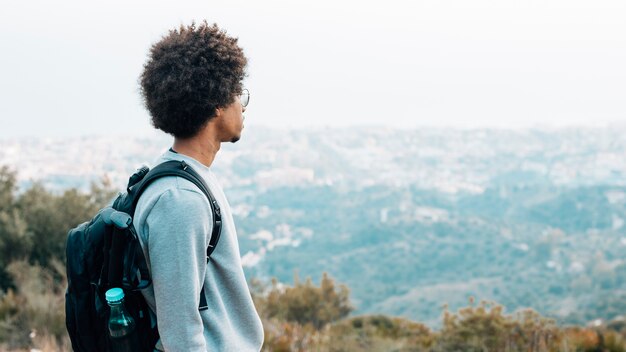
[140,21,248,138]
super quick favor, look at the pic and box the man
[133,21,264,351]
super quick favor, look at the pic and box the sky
[1,0,625,138]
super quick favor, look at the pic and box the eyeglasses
[240,89,250,108]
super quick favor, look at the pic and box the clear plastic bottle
[105,288,140,352]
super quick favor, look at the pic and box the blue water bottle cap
[105,288,125,303]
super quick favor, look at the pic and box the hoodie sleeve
[144,187,212,352]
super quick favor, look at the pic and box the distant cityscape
[3,126,626,193]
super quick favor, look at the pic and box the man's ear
[214,107,222,118]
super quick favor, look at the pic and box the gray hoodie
[133,150,264,351]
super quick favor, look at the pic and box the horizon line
[2,121,626,141]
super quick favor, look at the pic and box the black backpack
[65,160,222,352]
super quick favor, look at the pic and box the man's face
[216,95,246,143]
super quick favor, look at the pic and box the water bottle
[106,288,140,352]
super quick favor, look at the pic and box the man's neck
[172,134,221,168]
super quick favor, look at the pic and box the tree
[0,166,115,288]
[0,167,30,289]
[434,300,560,352]
[262,272,353,329]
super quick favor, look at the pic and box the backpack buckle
[212,201,221,218]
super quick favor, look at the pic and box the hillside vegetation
[0,166,625,351]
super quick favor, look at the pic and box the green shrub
[260,273,353,330]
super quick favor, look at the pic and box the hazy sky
[1,0,625,137]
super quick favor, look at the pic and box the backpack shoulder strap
[130,160,221,311]
[131,160,222,260]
